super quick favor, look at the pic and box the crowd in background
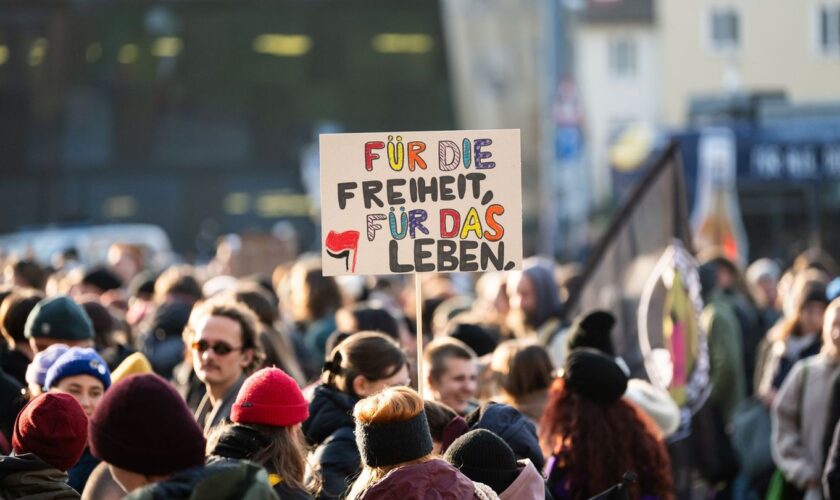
[1,242,840,499]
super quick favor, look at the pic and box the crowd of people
[1,242,840,499]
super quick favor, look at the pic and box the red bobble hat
[232,367,309,427]
[13,392,88,471]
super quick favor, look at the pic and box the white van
[0,224,176,270]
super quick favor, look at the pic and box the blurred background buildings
[1,0,839,268]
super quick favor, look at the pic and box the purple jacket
[359,459,482,500]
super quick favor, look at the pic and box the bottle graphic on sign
[691,128,749,266]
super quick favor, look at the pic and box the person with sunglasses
[189,298,265,436]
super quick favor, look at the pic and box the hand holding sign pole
[320,129,522,397]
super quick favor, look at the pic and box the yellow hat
[111,352,153,383]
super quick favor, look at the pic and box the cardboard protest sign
[320,129,522,277]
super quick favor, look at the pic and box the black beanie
[566,310,616,356]
[355,411,434,467]
[564,348,628,405]
[444,429,519,494]
[82,267,123,293]
[449,323,498,357]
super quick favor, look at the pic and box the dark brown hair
[155,265,203,304]
[322,331,407,398]
[0,290,44,348]
[491,340,554,399]
[423,400,458,442]
[8,259,47,290]
[207,423,310,493]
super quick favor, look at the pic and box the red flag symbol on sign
[325,230,360,273]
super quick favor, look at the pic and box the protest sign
[320,129,522,277]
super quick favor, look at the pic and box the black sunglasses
[191,340,242,356]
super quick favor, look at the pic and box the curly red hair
[539,378,673,499]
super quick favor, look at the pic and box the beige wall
[576,25,660,202]
[659,0,840,125]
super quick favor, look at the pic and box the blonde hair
[347,387,433,499]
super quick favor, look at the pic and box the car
[0,223,176,270]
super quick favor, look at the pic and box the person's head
[89,374,206,493]
[336,305,401,341]
[110,352,153,384]
[289,258,343,322]
[209,367,310,490]
[540,349,671,498]
[444,429,520,495]
[423,337,477,414]
[188,298,265,392]
[349,387,434,499]
[822,298,840,359]
[490,340,554,400]
[424,400,468,454]
[566,310,616,356]
[80,301,116,349]
[25,295,95,353]
[507,257,560,330]
[79,267,123,296]
[746,258,781,309]
[778,281,830,341]
[233,284,278,328]
[0,289,43,351]
[13,392,88,471]
[445,318,498,357]
[154,265,203,305]
[107,243,144,285]
[5,258,47,290]
[322,331,409,399]
[25,343,69,396]
[45,347,111,418]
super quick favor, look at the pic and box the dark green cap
[25,295,94,341]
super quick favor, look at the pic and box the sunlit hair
[321,332,407,398]
[491,339,554,399]
[423,337,475,383]
[539,378,673,499]
[188,298,266,373]
[774,279,828,343]
[207,422,312,493]
[347,387,434,499]
[822,298,840,358]
[154,265,203,304]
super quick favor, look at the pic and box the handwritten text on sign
[320,130,522,276]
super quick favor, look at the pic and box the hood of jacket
[466,403,545,471]
[0,453,77,499]
[499,460,545,500]
[302,384,357,446]
[359,459,477,500]
[125,460,275,500]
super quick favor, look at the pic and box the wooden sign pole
[415,274,424,397]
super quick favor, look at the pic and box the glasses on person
[191,340,242,356]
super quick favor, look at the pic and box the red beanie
[89,374,206,476]
[13,392,88,471]
[232,367,309,427]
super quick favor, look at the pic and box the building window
[709,7,740,52]
[608,37,637,78]
[817,4,840,55]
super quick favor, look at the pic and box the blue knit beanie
[45,347,111,391]
[25,343,70,387]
